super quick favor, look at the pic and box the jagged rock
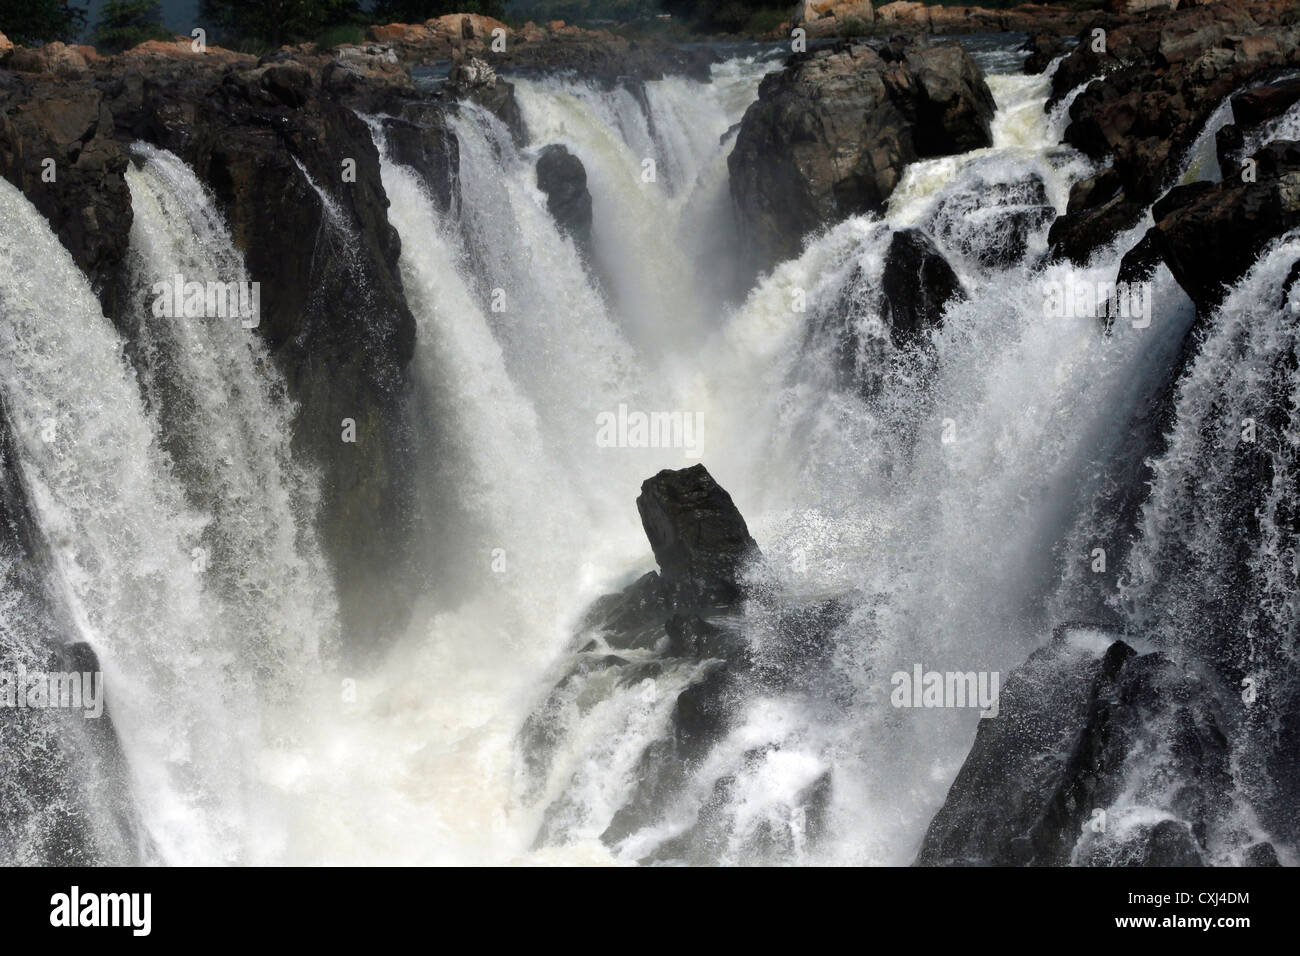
[444,55,527,146]
[524,465,850,860]
[636,464,760,613]
[918,629,1235,866]
[580,571,671,651]
[672,663,737,764]
[880,228,966,346]
[1050,1,1300,207]
[728,38,995,273]
[535,144,592,256]
[664,614,746,661]
[1133,140,1300,312]
[1022,33,1065,75]
[0,30,13,60]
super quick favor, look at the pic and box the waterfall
[0,147,337,863]
[1,37,1294,866]
[349,57,1201,863]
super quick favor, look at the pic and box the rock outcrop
[535,144,593,259]
[728,38,995,273]
[794,2,1101,39]
[1045,0,1300,264]
[444,54,526,145]
[918,627,1239,866]
[1131,140,1300,312]
[368,16,716,86]
[0,41,421,649]
[879,228,966,346]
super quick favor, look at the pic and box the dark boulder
[880,228,966,347]
[535,143,593,257]
[1136,140,1300,312]
[1232,76,1300,128]
[636,463,760,613]
[918,628,1235,866]
[728,38,995,273]
[1244,842,1282,866]
[1022,33,1066,76]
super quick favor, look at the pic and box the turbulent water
[0,38,1295,865]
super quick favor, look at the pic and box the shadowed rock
[918,628,1236,866]
[728,38,995,274]
[881,227,966,346]
[536,143,593,258]
[636,464,761,613]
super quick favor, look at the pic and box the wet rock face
[535,143,592,257]
[917,630,1236,867]
[1039,1,1300,266]
[381,106,461,215]
[0,405,138,864]
[0,48,422,649]
[926,174,1055,269]
[880,227,966,347]
[635,464,761,614]
[1051,2,1300,201]
[1135,140,1300,312]
[445,56,527,146]
[728,38,995,274]
[0,81,132,312]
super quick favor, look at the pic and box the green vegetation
[0,0,87,44]
[655,0,789,34]
[197,0,363,48]
[372,0,506,22]
[92,1,172,53]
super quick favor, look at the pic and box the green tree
[656,0,784,33]
[0,0,87,44]
[371,0,505,24]
[199,0,361,47]
[92,0,172,53]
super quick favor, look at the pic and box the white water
[0,148,340,863]
[1,44,1292,865]
[333,56,1205,864]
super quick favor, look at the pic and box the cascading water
[0,147,340,864]
[1,36,1294,866]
